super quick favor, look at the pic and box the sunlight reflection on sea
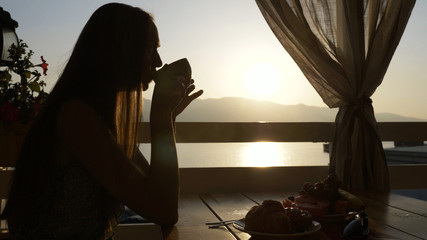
[139,142,396,168]
[139,142,327,168]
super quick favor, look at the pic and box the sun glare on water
[242,62,283,99]
[242,142,288,167]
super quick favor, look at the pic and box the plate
[314,212,357,224]
[233,220,321,238]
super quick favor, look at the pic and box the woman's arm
[141,75,203,224]
[147,108,179,224]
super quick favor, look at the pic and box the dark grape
[314,182,325,190]
[303,182,312,191]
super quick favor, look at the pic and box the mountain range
[142,97,424,122]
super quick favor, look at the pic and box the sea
[138,141,396,168]
[139,141,427,200]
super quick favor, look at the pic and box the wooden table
[162,191,427,240]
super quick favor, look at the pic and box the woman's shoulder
[59,99,97,117]
[58,99,106,123]
[57,99,108,136]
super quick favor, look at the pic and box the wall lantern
[0,7,18,66]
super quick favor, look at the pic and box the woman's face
[142,21,162,91]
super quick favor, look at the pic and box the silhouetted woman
[2,3,203,240]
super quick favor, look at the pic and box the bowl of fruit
[282,174,365,224]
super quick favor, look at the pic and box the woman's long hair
[2,2,153,230]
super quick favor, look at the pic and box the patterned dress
[7,149,123,240]
[6,101,124,240]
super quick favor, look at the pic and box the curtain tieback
[348,98,372,111]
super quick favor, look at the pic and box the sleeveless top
[8,146,123,240]
[6,102,124,240]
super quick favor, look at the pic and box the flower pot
[0,122,31,167]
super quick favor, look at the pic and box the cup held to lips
[153,58,192,86]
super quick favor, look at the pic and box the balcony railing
[138,122,427,143]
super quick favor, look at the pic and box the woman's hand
[151,75,203,119]
[151,75,186,115]
[173,78,203,119]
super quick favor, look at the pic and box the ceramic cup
[154,58,191,86]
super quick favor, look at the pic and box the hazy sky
[2,0,427,119]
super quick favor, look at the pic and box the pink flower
[35,56,48,75]
[0,102,20,122]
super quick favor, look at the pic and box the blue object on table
[119,206,151,224]
[340,211,370,238]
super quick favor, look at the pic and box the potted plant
[0,40,48,166]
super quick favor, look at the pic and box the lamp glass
[1,27,18,62]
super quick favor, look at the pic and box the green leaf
[23,70,32,79]
[28,81,41,92]
[0,71,12,82]
[6,72,11,81]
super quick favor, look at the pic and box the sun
[242,62,283,99]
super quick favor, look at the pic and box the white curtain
[256,0,416,192]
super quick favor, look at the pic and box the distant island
[142,97,425,122]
